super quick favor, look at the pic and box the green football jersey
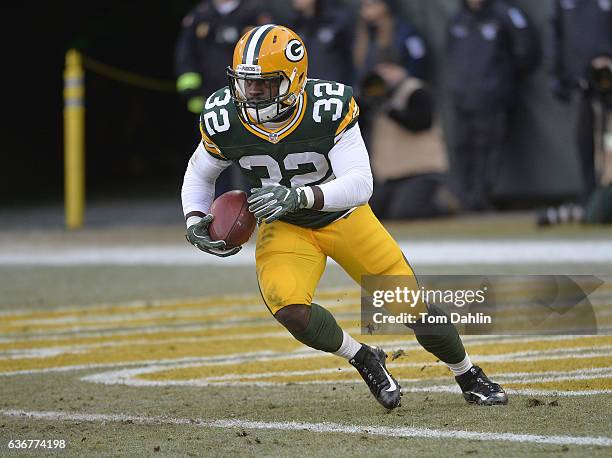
[199,79,360,228]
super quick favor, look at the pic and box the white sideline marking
[1,409,611,446]
[2,240,612,265]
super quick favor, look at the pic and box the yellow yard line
[137,353,612,383]
[0,296,260,322]
[3,282,610,324]
[0,309,277,333]
[138,357,612,387]
[0,300,360,332]
[2,329,610,375]
[142,354,354,381]
[0,339,303,373]
[249,371,363,384]
[451,336,612,355]
[413,357,612,377]
[0,323,288,350]
[0,318,360,351]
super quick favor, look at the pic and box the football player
[182,24,507,408]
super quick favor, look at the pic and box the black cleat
[455,365,508,405]
[350,344,402,410]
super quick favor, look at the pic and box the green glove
[247,186,308,223]
[185,215,242,257]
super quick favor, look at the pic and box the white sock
[446,353,473,376]
[333,331,362,360]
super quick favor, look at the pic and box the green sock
[290,303,344,353]
[411,304,466,364]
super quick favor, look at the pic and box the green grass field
[0,213,611,456]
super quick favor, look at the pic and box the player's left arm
[310,122,373,211]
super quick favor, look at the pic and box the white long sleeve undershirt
[318,122,373,211]
[181,143,231,223]
[180,122,374,225]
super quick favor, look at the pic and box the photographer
[360,63,459,220]
[352,0,456,219]
[353,0,428,146]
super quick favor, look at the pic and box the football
[208,190,256,248]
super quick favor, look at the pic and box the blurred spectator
[352,0,456,219]
[289,0,355,85]
[550,0,612,210]
[174,0,272,114]
[446,0,539,212]
[368,73,460,219]
[174,0,272,196]
[353,0,429,145]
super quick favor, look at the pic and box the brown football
[208,190,256,248]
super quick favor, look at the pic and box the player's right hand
[185,214,242,257]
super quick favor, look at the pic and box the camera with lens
[359,71,392,113]
[583,54,612,105]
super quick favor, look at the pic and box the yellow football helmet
[227,24,308,124]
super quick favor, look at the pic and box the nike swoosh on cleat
[378,363,397,392]
[467,391,488,400]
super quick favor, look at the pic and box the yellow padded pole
[64,49,85,229]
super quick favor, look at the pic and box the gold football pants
[255,204,426,315]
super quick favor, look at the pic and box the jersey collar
[238,92,306,144]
